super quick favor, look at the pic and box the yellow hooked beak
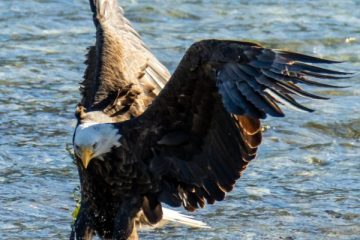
[80,147,94,169]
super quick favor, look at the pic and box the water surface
[0,0,359,239]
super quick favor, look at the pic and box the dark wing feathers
[121,39,349,211]
[275,50,342,64]
[213,41,350,117]
[81,46,97,108]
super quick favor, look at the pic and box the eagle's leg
[71,202,95,240]
[128,223,138,240]
[112,197,142,240]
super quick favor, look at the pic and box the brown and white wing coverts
[121,40,350,211]
[81,0,170,120]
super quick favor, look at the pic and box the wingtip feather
[277,50,343,64]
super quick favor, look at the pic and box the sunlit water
[0,0,359,239]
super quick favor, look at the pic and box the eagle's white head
[73,122,121,169]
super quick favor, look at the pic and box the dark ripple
[304,119,360,139]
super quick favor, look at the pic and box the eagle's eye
[93,143,97,149]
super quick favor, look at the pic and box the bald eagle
[71,0,350,239]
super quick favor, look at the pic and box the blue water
[0,0,359,239]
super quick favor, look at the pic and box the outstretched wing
[121,40,350,211]
[81,0,170,119]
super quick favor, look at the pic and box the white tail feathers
[136,207,210,230]
[161,208,210,229]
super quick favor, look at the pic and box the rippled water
[0,0,359,239]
